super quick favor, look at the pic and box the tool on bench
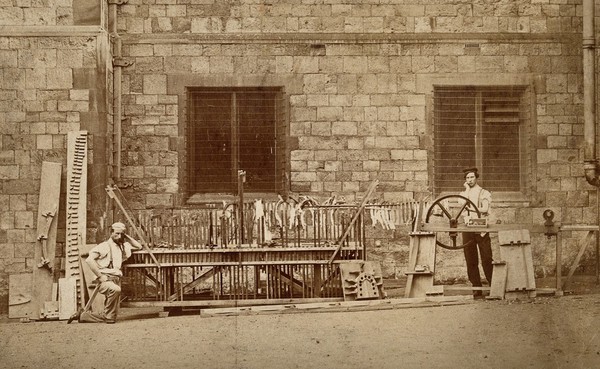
[37,206,57,270]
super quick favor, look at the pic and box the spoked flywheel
[424,194,481,250]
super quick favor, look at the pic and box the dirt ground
[1,276,599,369]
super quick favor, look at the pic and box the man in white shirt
[68,222,142,324]
[459,168,493,298]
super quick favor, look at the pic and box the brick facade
[0,0,598,312]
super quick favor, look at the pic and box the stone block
[363,160,380,171]
[57,100,88,112]
[332,121,357,136]
[314,150,337,161]
[323,181,342,192]
[291,172,317,182]
[290,160,307,171]
[0,50,18,67]
[14,211,33,229]
[7,229,25,243]
[47,68,73,89]
[146,194,173,208]
[311,121,331,136]
[122,166,144,179]
[36,135,53,150]
[143,74,167,95]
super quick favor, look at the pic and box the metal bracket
[108,0,129,5]
[113,57,134,67]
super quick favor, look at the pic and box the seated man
[68,222,142,324]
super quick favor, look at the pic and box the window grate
[187,87,287,195]
[433,86,529,194]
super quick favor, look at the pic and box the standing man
[68,222,142,324]
[460,168,493,298]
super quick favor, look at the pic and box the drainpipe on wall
[583,0,600,187]
[583,0,600,285]
[109,0,124,180]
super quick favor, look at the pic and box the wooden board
[498,231,536,295]
[8,274,33,319]
[65,131,88,308]
[404,233,436,298]
[563,231,596,291]
[58,278,78,320]
[498,229,531,246]
[28,161,62,320]
[198,295,474,317]
[487,261,508,300]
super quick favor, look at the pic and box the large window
[187,87,287,196]
[433,86,530,194]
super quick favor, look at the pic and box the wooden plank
[123,297,344,308]
[65,131,88,308]
[198,295,474,317]
[498,229,531,245]
[499,243,536,292]
[404,233,436,298]
[420,223,548,233]
[563,231,596,291]
[8,274,32,319]
[58,278,77,320]
[28,161,61,320]
[487,261,508,300]
[443,286,491,291]
[560,225,599,232]
[425,285,445,296]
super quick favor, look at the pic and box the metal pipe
[583,0,600,186]
[110,2,122,179]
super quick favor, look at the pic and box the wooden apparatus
[119,198,374,307]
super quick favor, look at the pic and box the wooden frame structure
[121,203,368,307]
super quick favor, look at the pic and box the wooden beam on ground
[123,297,344,308]
[197,295,474,317]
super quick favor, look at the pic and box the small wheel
[425,194,481,250]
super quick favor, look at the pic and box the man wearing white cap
[68,222,142,324]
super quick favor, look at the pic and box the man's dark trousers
[462,232,493,290]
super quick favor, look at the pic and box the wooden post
[556,230,563,296]
[105,185,161,268]
[328,179,379,264]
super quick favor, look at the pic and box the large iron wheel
[425,194,481,250]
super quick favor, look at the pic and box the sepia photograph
[1,0,599,368]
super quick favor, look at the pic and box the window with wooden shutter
[187,87,288,196]
[433,86,530,194]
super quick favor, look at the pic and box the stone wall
[0,32,109,312]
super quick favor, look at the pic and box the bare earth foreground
[1,277,599,369]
